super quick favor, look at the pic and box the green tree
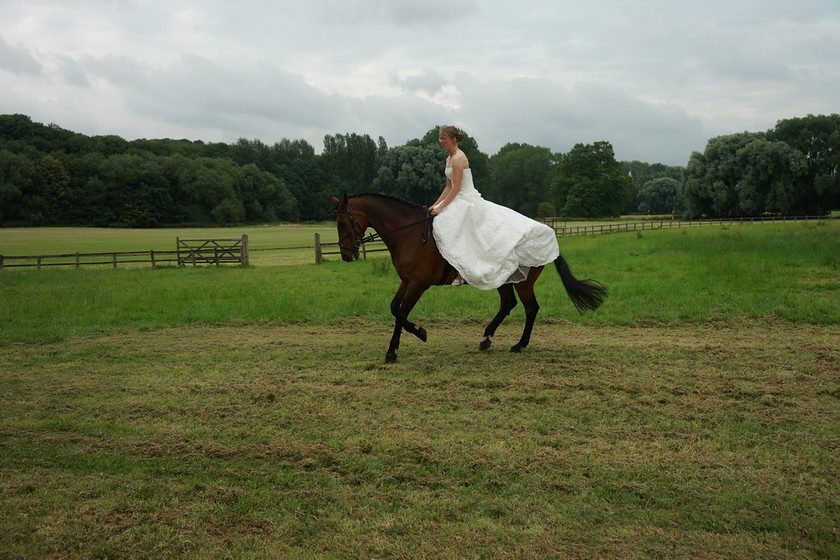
[622,161,685,213]
[269,138,326,221]
[537,201,556,220]
[65,152,111,225]
[166,157,242,224]
[90,134,129,156]
[487,143,555,217]
[372,144,442,203]
[682,132,764,218]
[735,139,808,215]
[234,163,297,223]
[637,177,685,215]
[553,141,633,217]
[0,114,88,154]
[321,133,386,194]
[94,153,173,227]
[767,114,840,214]
[0,149,46,225]
[41,153,72,222]
[682,131,819,218]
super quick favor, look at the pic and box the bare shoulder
[451,149,470,169]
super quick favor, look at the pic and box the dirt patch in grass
[2,319,839,558]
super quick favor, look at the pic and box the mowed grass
[2,321,838,558]
[1,220,839,558]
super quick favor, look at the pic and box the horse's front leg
[389,283,427,344]
[480,284,517,351]
[386,282,429,363]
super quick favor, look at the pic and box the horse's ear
[330,195,339,205]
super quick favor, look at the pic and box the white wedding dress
[432,166,560,290]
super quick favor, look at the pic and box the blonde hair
[439,125,466,143]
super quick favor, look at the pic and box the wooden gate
[176,235,249,266]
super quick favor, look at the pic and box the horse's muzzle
[342,248,359,262]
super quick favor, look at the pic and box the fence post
[314,233,322,264]
[150,250,156,268]
[240,234,249,266]
[75,253,80,269]
[112,253,117,269]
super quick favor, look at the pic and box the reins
[363,211,432,244]
[336,206,433,253]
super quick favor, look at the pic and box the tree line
[1,113,837,227]
[683,115,840,217]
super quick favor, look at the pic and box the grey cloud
[306,0,474,25]
[79,53,339,135]
[57,55,91,87]
[0,36,41,75]
[393,69,449,96]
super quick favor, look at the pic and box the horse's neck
[357,197,418,233]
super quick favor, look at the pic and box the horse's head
[331,194,368,262]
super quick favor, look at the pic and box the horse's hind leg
[510,268,544,353]
[480,284,517,351]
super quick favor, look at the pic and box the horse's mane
[349,192,427,211]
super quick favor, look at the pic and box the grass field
[1,221,839,558]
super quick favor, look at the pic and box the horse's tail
[554,255,607,313]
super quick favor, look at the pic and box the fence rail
[2,235,250,270]
[543,215,836,236]
[0,250,180,269]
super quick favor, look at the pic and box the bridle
[335,204,432,255]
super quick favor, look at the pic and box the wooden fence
[542,215,836,236]
[1,235,249,270]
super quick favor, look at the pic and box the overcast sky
[1,0,838,165]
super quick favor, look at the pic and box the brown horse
[332,193,606,363]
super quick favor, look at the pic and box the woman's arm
[430,180,449,209]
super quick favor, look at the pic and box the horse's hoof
[385,352,398,364]
[509,344,523,353]
[417,327,427,342]
[479,338,492,351]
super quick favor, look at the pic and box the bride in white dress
[430,126,560,290]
